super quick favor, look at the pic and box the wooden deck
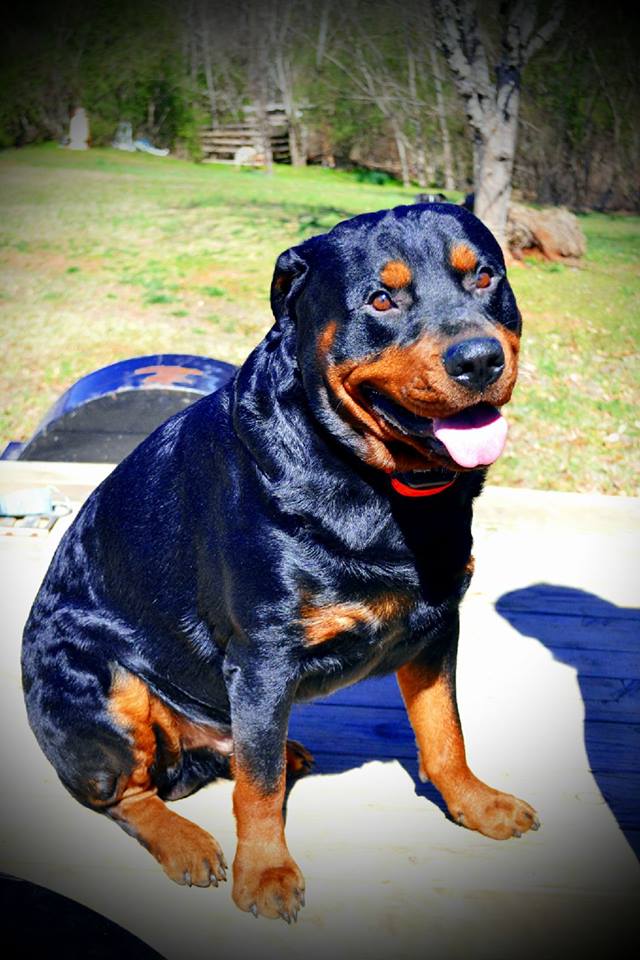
[1,460,638,959]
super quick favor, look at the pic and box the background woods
[0,1,638,495]
[1,0,638,214]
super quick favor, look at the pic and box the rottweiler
[22,203,539,923]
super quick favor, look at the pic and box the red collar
[390,474,457,498]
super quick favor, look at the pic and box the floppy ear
[270,245,310,325]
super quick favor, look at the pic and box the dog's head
[270,204,521,476]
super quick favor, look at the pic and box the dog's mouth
[362,388,508,469]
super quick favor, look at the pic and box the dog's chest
[293,581,455,702]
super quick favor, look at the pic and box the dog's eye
[369,291,395,312]
[475,270,493,290]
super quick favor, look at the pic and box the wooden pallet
[199,123,291,164]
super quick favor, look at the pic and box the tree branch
[523,0,565,62]
[432,0,493,124]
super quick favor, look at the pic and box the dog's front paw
[233,848,305,922]
[446,775,540,840]
[151,816,227,887]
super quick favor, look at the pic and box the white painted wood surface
[1,460,638,960]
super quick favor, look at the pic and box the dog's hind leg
[103,668,228,886]
[285,739,314,779]
[107,790,227,887]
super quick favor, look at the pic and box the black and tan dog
[22,203,539,923]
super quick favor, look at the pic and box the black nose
[442,337,505,392]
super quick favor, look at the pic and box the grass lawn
[0,143,638,495]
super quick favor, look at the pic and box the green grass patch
[0,144,637,495]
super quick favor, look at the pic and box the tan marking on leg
[299,593,413,646]
[450,243,478,273]
[109,669,165,791]
[380,259,413,289]
[109,791,227,887]
[285,739,314,776]
[397,660,539,840]
[107,669,227,884]
[231,761,305,920]
[109,668,233,767]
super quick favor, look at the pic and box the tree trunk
[415,142,428,188]
[429,45,455,190]
[274,45,306,167]
[199,5,217,128]
[434,0,564,251]
[474,82,520,248]
[249,6,273,174]
[392,120,411,188]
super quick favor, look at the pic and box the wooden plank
[496,584,639,620]
[312,674,403,709]
[581,677,640,723]
[200,125,258,133]
[585,720,640,773]
[523,646,637,680]
[200,130,288,139]
[201,135,260,143]
[495,611,639,653]
[596,772,640,823]
[307,674,640,724]
[290,703,416,759]
[291,702,640,778]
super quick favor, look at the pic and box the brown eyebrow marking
[450,243,478,273]
[380,260,413,289]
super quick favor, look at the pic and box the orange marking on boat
[134,365,204,386]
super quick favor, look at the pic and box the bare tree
[433,0,564,247]
[428,42,455,191]
[248,3,274,173]
[324,2,435,188]
[269,0,311,166]
[197,0,218,127]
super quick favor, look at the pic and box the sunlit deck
[1,460,638,959]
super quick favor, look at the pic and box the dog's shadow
[286,675,450,821]
[287,583,639,856]
[496,583,639,857]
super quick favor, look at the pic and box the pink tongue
[433,406,508,468]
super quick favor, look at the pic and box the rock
[507,203,586,262]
